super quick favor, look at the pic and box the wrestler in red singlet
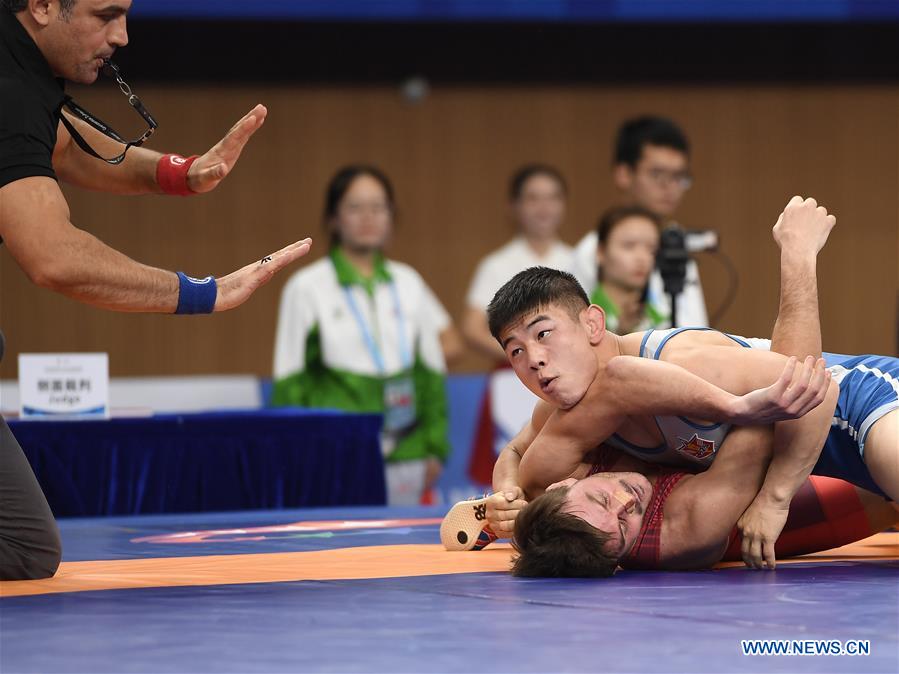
[587,447,894,570]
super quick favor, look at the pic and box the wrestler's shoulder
[616,331,647,356]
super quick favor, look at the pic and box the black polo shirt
[0,8,66,189]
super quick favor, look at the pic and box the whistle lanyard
[342,282,412,374]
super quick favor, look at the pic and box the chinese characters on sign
[19,354,109,419]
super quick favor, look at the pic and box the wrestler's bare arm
[514,352,828,497]
[664,196,836,568]
[665,342,839,568]
[53,105,268,196]
[603,354,827,425]
[492,400,553,493]
[486,401,555,536]
[517,400,625,499]
[769,196,835,359]
[662,424,775,569]
[490,400,625,535]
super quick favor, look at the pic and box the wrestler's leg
[862,409,899,501]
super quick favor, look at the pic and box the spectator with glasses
[571,117,708,328]
[0,0,311,580]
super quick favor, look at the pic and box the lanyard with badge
[343,282,417,447]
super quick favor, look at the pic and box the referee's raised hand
[187,104,268,194]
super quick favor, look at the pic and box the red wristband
[156,154,199,196]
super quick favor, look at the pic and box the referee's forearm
[55,116,162,194]
[64,144,161,195]
[35,227,178,312]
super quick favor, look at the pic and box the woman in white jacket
[273,165,458,504]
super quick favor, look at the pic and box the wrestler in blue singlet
[603,327,898,499]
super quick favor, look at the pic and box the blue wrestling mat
[1,505,897,673]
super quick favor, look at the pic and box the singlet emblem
[676,433,716,459]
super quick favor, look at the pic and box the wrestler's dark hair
[614,116,689,168]
[509,164,567,202]
[3,0,76,17]
[511,486,618,578]
[487,266,589,342]
[323,164,395,248]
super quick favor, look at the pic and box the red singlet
[618,471,689,569]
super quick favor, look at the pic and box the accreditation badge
[383,375,416,434]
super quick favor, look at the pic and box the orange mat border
[0,544,514,598]
[1,533,896,599]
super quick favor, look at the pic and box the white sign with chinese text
[18,353,109,420]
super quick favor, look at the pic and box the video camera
[656,224,718,325]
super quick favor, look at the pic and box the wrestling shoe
[440,496,499,551]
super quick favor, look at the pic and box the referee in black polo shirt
[0,0,313,579]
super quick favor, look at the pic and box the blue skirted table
[9,408,385,517]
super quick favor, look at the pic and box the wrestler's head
[11,0,131,84]
[511,472,651,577]
[488,267,606,409]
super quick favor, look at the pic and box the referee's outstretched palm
[214,238,312,312]
[187,104,268,194]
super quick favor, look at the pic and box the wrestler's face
[39,0,131,85]
[512,173,566,242]
[597,215,659,292]
[551,472,651,558]
[333,175,393,254]
[500,304,603,409]
[615,145,690,219]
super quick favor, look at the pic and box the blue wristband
[175,272,217,314]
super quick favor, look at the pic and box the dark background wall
[1,20,897,377]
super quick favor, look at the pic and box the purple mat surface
[2,506,896,673]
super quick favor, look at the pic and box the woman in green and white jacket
[272,166,456,504]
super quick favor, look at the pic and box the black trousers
[0,416,61,580]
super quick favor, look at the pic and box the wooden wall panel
[1,84,896,377]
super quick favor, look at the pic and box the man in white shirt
[572,117,708,327]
